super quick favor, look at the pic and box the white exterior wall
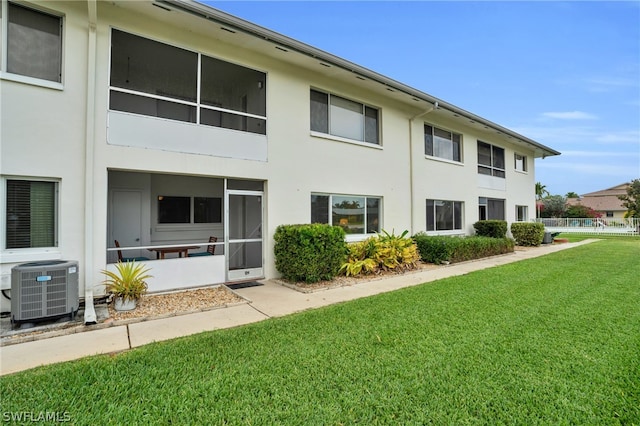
[0,1,89,311]
[1,0,543,311]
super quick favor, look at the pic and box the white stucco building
[0,0,560,316]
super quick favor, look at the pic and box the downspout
[408,102,438,235]
[83,0,98,324]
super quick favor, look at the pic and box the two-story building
[0,0,560,319]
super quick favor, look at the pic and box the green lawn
[2,239,639,424]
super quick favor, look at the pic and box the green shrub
[511,222,545,246]
[274,224,347,283]
[449,237,514,263]
[341,230,420,277]
[473,220,508,238]
[412,233,456,264]
[413,233,514,264]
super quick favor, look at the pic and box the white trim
[424,155,464,166]
[310,131,383,150]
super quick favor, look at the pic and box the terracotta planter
[114,297,137,311]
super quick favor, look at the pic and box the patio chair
[188,236,217,257]
[115,240,150,262]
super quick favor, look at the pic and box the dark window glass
[366,197,380,233]
[158,196,190,223]
[7,3,62,82]
[492,146,505,170]
[194,197,222,223]
[488,199,505,220]
[364,106,379,144]
[478,141,492,166]
[310,90,329,133]
[110,29,197,102]
[201,56,266,116]
[424,125,434,157]
[311,195,330,224]
[427,199,463,231]
[227,180,263,191]
[200,109,265,134]
[109,91,196,123]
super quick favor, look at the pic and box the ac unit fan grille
[11,260,79,323]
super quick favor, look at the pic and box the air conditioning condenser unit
[11,260,79,325]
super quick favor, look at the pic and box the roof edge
[159,0,561,157]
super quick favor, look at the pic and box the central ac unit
[11,260,79,324]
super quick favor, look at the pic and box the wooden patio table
[149,245,199,259]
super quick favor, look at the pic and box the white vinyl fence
[536,218,640,236]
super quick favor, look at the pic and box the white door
[226,191,263,281]
[110,190,143,262]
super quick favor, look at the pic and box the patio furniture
[115,240,150,262]
[188,236,217,257]
[149,245,199,259]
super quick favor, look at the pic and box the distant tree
[535,182,549,218]
[540,195,567,218]
[618,179,640,218]
[565,191,579,198]
[535,182,549,200]
[565,204,598,218]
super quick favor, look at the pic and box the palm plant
[535,182,549,218]
[101,261,152,303]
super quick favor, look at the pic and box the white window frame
[424,124,462,163]
[109,28,267,135]
[516,205,528,222]
[514,153,528,173]
[310,89,381,146]
[426,199,464,234]
[311,193,382,240]
[477,141,505,178]
[0,1,64,90]
[479,197,505,221]
[1,176,61,262]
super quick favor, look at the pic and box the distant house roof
[567,183,630,212]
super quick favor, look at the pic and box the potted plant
[101,261,152,311]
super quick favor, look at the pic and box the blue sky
[206,1,640,197]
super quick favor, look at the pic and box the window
[478,197,505,220]
[2,2,62,83]
[516,205,528,221]
[426,200,463,231]
[478,141,505,178]
[311,194,381,234]
[424,125,461,162]
[515,153,527,172]
[310,89,379,145]
[606,211,614,218]
[110,30,266,134]
[158,196,221,224]
[5,179,58,249]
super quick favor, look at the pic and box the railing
[106,241,225,263]
[536,218,640,236]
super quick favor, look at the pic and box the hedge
[413,233,514,264]
[473,220,508,238]
[274,224,347,283]
[510,222,545,246]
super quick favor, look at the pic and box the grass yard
[2,239,639,424]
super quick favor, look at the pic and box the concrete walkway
[0,240,595,376]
